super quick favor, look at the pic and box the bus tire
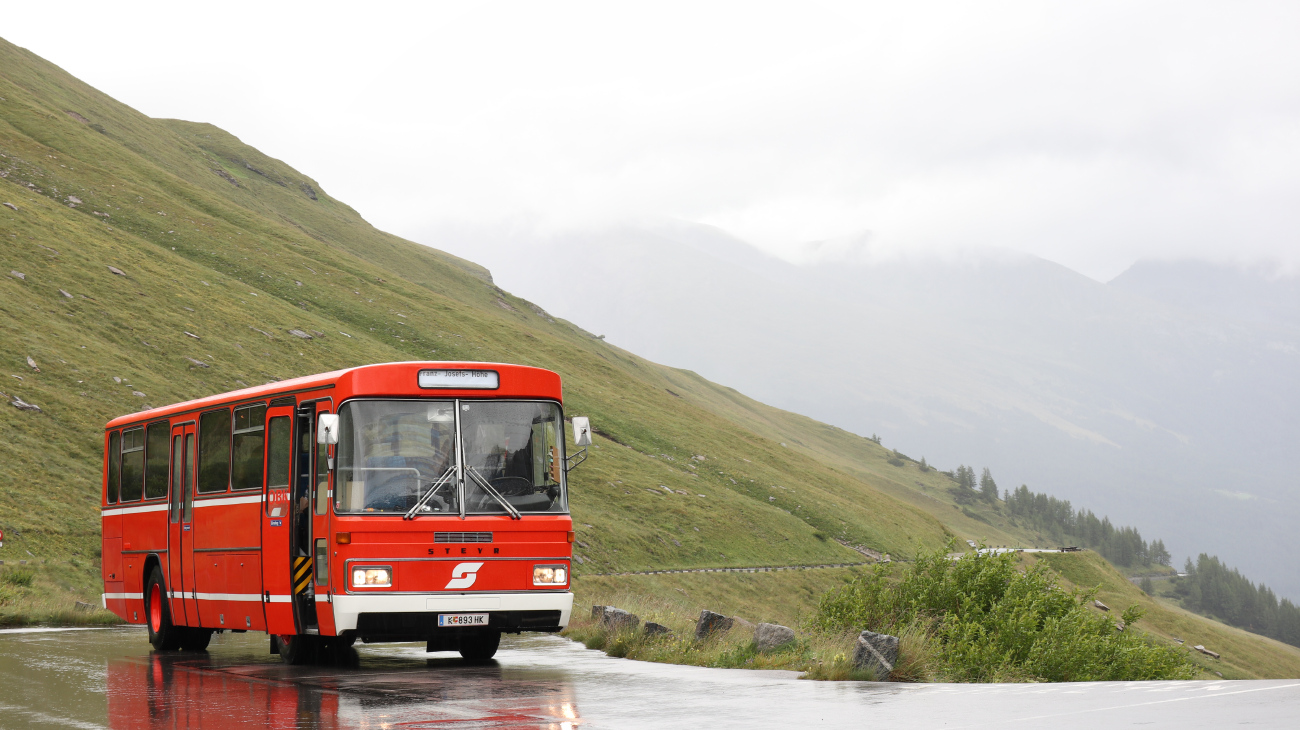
[278,634,317,665]
[458,630,501,663]
[181,627,213,652]
[144,567,183,651]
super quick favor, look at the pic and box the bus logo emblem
[445,562,484,589]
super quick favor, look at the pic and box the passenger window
[106,431,121,504]
[265,416,292,516]
[119,428,144,502]
[198,409,232,493]
[232,404,267,491]
[144,422,170,500]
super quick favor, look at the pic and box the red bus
[101,361,589,663]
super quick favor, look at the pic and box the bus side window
[106,431,121,505]
[232,404,267,491]
[144,422,170,500]
[266,416,291,516]
[198,408,232,494]
[315,413,330,515]
[120,428,145,502]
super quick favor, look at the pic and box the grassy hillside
[1034,551,1300,680]
[0,35,958,582]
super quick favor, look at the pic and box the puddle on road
[0,627,1295,729]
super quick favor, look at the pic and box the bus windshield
[334,399,567,515]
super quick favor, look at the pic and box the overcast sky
[7,1,1300,281]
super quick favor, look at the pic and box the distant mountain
[430,222,1300,599]
[1111,259,1300,329]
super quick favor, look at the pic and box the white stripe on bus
[194,494,263,508]
[167,591,293,603]
[194,592,264,602]
[103,593,144,600]
[101,494,263,516]
[100,504,169,517]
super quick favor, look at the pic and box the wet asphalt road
[0,626,1297,729]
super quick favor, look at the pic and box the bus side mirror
[572,417,592,447]
[317,414,340,445]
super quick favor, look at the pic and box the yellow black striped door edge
[293,555,313,594]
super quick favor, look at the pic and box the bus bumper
[333,591,573,635]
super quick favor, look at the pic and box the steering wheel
[489,476,535,496]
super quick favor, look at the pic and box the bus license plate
[438,613,489,627]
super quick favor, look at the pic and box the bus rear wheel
[181,627,213,651]
[458,630,501,663]
[145,567,183,651]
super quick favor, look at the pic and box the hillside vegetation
[0,35,952,580]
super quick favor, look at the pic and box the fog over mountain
[430,222,1300,599]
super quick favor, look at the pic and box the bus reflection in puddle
[107,652,583,729]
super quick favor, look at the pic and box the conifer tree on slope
[979,467,999,503]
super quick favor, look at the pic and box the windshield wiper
[465,466,522,520]
[403,466,456,520]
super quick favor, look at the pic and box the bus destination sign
[418,369,500,390]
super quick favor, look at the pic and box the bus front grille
[434,532,493,543]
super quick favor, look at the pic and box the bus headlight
[351,567,391,587]
[533,564,568,586]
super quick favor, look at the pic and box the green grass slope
[655,366,1056,548]
[1033,551,1300,680]
[0,36,952,584]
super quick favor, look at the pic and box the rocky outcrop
[695,610,733,639]
[753,623,796,652]
[644,622,671,636]
[1194,645,1221,659]
[852,630,899,681]
[591,605,640,632]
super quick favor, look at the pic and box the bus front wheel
[145,567,183,651]
[458,631,501,663]
[277,634,317,665]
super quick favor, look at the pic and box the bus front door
[262,406,296,634]
[291,404,318,632]
[167,423,198,626]
[311,401,336,636]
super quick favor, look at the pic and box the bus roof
[104,361,563,430]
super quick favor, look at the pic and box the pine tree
[979,468,999,502]
[949,465,978,504]
[1140,576,1155,595]
[1150,539,1171,568]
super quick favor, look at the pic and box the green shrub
[809,544,1194,682]
[1,569,36,588]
